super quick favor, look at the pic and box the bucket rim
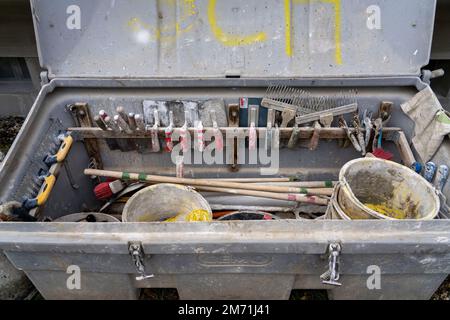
[122,183,212,222]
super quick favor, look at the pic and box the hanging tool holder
[67,92,416,170]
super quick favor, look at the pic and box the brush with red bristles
[94,179,125,200]
[371,122,393,160]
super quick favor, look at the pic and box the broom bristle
[372,148,393,160]
[94,182,114,200]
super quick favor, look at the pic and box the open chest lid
[31,0,436,79]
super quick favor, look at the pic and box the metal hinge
[128,242,154,281]
[320,242,342,286]
[421,68,445,85]
[40,71,49,86]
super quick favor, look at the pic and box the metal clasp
[128,242,154,281]
[320,242,342,286]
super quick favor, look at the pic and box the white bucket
[122,183,212,222]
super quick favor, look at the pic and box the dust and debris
[432,276,450,300]
[0,117,24,159]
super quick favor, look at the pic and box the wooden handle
[192,186,329,205]
[84,168,330,204]
[84,168,333,196]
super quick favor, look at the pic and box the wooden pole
[190,186,329,205]
[84,168,330,205]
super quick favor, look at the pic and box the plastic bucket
[325,184,351,220]
[122,183,212,222]
[337,158,440,220]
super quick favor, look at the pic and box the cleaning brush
[94,179,125,200]
[371,124,393,160]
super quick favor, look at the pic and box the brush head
[372,148,393,160]
[94,180,125,200]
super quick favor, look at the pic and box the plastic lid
[31,0,436,79]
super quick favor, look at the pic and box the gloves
[401,86,450,162]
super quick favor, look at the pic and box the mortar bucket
[337,158,440,220]
[122,183,212,222]
[325,184,351,220]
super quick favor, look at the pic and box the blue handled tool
[424,161,437,183]
[410,162,422,174]
[434,165,449,191]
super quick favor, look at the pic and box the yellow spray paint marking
[331,0,342,65]
[128,0,198,43]
[284,0,292,57]
[290,0,342,64]
[207,0,267,46]
[128,0,341,63]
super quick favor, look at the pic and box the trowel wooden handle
[280,110,295,127]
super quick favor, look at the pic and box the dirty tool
[261,85,305,127]
[164,111,174,152]
[43,132,73,166]
[180,110,190,153]
[362,110,373,147]
[248,106,257,151]
[338,116,361,152]
[150,110,161,152]
[210,110,223,150]
[94,115,120,150]
[295,102,358,126]
[263,85,358,128]
[371,118,393,160]
[107,115,134,152]
[134,114,146,131]
[273,124,280,150]
[434,164,449,191]
[127,113,137,131]
[424,161,437,183]
[352,113,366,155]
[265,109,275,151]
[22,172,56,210]
[295,89,358,125]
[378,101,393,125]
[114,114,132,134]
[116,106,130,126]
[287,122,300,149]
[196,120,204,152]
